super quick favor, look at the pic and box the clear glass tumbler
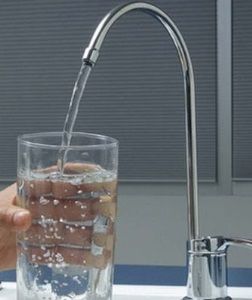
[16,132,118,300]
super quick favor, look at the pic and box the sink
[1,282,252,300]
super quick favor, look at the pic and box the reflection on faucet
[80,2,252,299]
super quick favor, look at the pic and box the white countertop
[1,282,252,300]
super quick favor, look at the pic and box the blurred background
[0,0,252,269]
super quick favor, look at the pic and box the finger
[63,162,101,174]
[0,205,31,231]
[0,183,17,205]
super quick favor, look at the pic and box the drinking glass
[16,132,118,300]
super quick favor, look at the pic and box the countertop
[1,282,252,300]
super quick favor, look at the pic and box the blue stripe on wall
[1,265,252,287]
[114,265,188,286]
[0,270,16,282]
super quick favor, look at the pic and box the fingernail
[13,210,30,227]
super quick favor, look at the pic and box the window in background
[0,0,217,182]
[233,0,252,181]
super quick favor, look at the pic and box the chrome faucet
[81,2,252,299]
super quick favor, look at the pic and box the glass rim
[18,132,118,150]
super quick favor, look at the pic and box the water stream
[58,63,92,171]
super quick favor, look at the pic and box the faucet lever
[220,237,252,251]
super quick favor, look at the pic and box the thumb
[0,205,31,231]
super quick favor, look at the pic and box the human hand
[0,184,31,270]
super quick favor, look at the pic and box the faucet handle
[219,237,252,251]
[188,235,252,253]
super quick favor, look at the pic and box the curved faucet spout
[82,1,199,241]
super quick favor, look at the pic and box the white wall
[116,183,252,268]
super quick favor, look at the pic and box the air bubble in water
[53,199,59,206]
[68,292,76,298]
[32,254,36,262]
[71,176,83,185]
[73,276,81,284]
[54,232,62,240]
[39,196,50,205]
[43,250,51,258]
[55,252,64,263]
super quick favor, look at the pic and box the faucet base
[183,296,232,300]
[186,237,230,300]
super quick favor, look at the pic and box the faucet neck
[82,1,199,241]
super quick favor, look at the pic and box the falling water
[58,63,92,171]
